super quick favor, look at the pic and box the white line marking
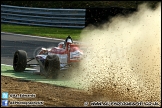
[1,32,78,42]
[1,64,38,71]
[1,64,13,67]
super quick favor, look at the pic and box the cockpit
[58,42,65,48]
[57,35,73,49]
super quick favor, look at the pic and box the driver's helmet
[58,42,64,48]
[65,35,73,45]
[66,38,73,44]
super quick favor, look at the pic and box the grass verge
[1,24,83,40]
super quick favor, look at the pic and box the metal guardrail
[1,5,86,28]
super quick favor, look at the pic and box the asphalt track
[1,32,64,66]
[1,32,83,89]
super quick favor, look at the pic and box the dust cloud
[69,3,161,104]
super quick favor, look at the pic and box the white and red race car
[13,36,83,78]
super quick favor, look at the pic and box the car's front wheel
[13,50,27,72]
[44,55,60,78]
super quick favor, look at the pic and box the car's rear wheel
[44,55,60,78]
[13,50,27,72]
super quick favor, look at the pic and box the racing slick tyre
[13,50,27,72]
[44,55,60,78]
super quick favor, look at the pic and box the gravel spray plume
[70,3,161,103]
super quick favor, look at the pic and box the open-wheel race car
[13,36,83,78]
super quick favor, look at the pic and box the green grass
[1,24,83,40]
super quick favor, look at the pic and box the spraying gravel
[68,3,161,104]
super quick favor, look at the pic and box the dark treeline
[1,1,160,9]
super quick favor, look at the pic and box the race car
[13,36,83,78]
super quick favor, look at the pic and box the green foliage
[1,1,160,9]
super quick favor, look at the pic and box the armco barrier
[1,5,86,28]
